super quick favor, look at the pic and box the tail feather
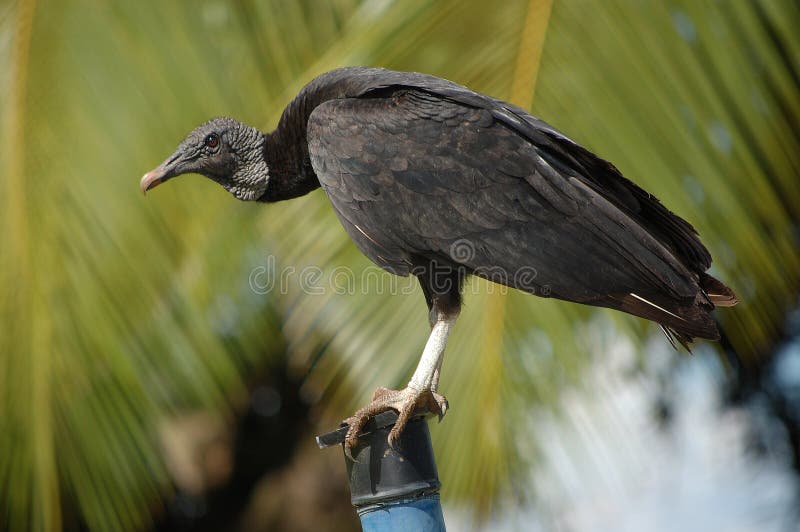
[659,325,694,352]
[616,292,720,341]
[700,273,738,307]
[561,277,736,350]
[593,287,728,350]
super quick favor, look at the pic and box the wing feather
[306,82,726,340]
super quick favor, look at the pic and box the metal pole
[316,411,446,531]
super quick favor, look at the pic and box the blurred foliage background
[1,0,798,530]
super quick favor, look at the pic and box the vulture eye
[204,133,219,149]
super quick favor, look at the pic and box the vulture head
[141,117,268,201]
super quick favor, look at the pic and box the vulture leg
[343,266,462,453]
[343,314,457,452]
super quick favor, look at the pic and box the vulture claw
[343,441,357,463]
[342,386,450,452]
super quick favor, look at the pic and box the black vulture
[141,67,737,450]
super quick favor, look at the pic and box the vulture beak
[140,167,167,194]
[140,154,180,195]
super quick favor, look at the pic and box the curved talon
[343,412,377,460]
[437,396,449,422]
[343,417,365,461]
[343,442,357,463]
[388,405,414,449]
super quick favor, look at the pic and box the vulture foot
[343,386,448,457]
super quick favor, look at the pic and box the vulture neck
[258,67,391,202]
[260,93,321,203]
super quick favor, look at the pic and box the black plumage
[142,66,737,446]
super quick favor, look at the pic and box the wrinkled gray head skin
[141,117,268,201]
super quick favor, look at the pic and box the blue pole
[357,495,445,531]
[317,411,446,531]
